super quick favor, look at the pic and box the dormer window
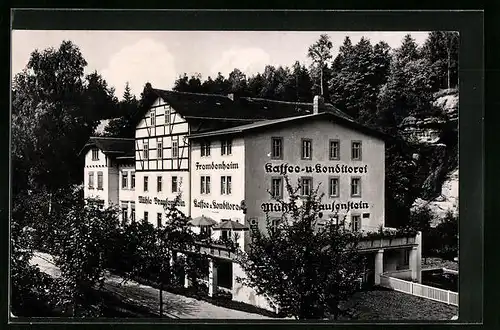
[91,148,99,161]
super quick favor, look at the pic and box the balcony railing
[357,235,417,250]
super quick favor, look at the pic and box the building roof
[187,112,388,141]
[79,137,135,157]
[136,88,353,123]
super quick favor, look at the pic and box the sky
[12,31,429,100]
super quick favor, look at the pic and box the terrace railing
[380,274,458,306]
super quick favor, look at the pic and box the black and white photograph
[10,14,461,321]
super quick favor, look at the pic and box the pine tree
[123,82,133,102]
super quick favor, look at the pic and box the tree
[396,34,421,64]
[119,194,205,317]
[376,45,438,129]
[156,194,204,316]
[12,41,97,195]
[104,82,140,138]
[288,61,313,102]
[235,178,365,320]
[52,193,121,316]
[123,82,134,102]
[173,73,190,92]
[201,76,217,94]
[427,211,458,260]
[11,198,59,316]
[227,68,248,94]
[246,73,266,98]
[422,31,459,90]
[329,37,373,120]
[212,72,231,94]
[307,34,333,96]
[81,71,119,121]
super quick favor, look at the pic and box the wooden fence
[380,274,458,306]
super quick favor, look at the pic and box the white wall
[232,263,275,312]
[244,118,386,235]
[108,162,119,207]
[83,148,109,207]
[118,163,136,223]
[190,137,246,246]
[135,171,190,226]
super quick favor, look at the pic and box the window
[271,137,283,159]
[352,141,362,160]
[91,148,99,160]
[144,211,149,222]
[201,176,211,194]
[165,106,171,124]
[121,204,128,225]
[300,177,312,196]
[351,215,361,232]
[143,141,149,159]
[271,177,283,198]
[122,171,128,189]
[88,172,94,188]
[157,213,162,227]
[97,171,103,190]
[157,141,163,159]
[172,140,179,158]
[130,202,135,222]
[301,139,312,159]
[329,140,340,160]
[351,178,361,197]
[201,141,211,157]
[131,172,135,189]
[221,176,232,195]
[150,109,156,126]
[144,176,149,192]
[221,139,232,155]
[329,177,339,197]
[172,176,178,193]
[221,229,229,240]
[157,176,162,192]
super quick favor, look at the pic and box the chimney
[313,95,325,114]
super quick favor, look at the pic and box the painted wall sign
[264,163,368,175]
[195,161,239,170]
[261,200,370,213]
[138,196,186,207]
[193,199,242,211]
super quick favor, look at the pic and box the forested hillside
[153,32,459,227]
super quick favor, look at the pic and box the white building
[81,88,422,312]
[81,137,135,215]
